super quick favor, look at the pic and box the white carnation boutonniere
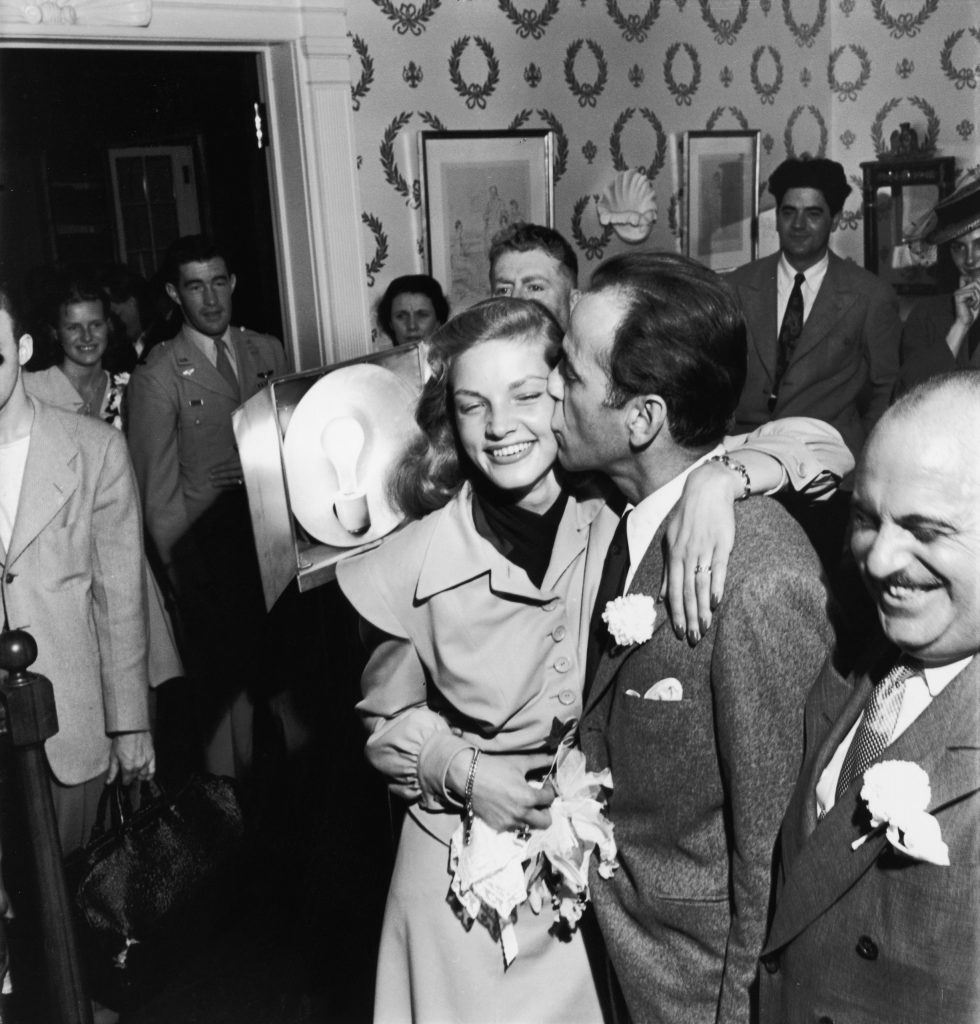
[447,747,617,966]
[851,760,950,866]
[104,372,130,432]
[602,594,657,648]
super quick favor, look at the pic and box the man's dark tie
[214,337,239,395]
[768,271,806,413]
[584,511,631,696]
[834,659,917,802]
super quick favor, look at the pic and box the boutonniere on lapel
[851,760,949,866]
[602,594,657,649]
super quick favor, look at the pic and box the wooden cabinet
[860,156,957,296]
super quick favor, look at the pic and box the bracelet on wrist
[709,453,751,502]
[462,748,481,846]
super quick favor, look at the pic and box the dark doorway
[0,48,282,338]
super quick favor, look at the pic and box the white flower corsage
[851,760,949,866]
[602,594,657,647]
[448,747,617,966]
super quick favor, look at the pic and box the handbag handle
[87,778,167,843]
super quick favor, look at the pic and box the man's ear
[229,274,237,296]
[165,282,181,307]
[831,212,842,232]
[626,394,667,447]
[17,333,33,367]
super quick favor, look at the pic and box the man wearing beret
[896,176,980,393]
[728,158,901,460]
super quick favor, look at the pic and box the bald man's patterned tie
[835,659,917,802]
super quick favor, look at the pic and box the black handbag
[66,772,245,1005]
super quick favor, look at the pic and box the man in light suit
[127,235,287,780]
[728,158,901,459]
[546,253,834,1023]
[759,370,980,1022]
[0,286,153,855]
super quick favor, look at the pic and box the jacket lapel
[584,520,670,716]
[766,653,980,954]
[414,486,595,605]
[742,255,780,380]
[788,253,854,366]
[6,400,78,566]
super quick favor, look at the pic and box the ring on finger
[515,824,531,842]
[694,564,711,575]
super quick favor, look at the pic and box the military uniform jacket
[126,324,286,569]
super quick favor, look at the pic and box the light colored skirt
[374,809,606,1024]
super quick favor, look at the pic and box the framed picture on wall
[420,130,555,311]
[683,130,760,272]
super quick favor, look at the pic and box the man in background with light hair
[488,222,580,329]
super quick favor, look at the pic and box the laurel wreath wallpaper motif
[347,0,979,334]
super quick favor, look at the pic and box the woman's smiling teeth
[489,441,533,460]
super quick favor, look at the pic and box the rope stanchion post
[0,628,92,1024]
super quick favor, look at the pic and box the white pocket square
[642,678,683,701]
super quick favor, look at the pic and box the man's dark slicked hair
[162,235,233,286]
[589,251,747,448]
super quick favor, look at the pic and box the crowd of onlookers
[0,154,977,1024]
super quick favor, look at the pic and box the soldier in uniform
[127,235,287,780]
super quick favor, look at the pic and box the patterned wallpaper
[346,0,979,340]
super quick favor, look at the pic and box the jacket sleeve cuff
[417,731,475,811]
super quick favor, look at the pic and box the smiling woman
[336,297,617,1023]
[24,274,130,428]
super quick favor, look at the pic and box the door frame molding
[0,0,369,370]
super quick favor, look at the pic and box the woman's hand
[661,460,738,644]
[449,750,556,833]
[949,280,980,358]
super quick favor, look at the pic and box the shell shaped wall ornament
[596,170,658,243]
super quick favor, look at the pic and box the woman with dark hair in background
[376,273,449,349]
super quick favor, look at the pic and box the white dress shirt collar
[623,444,725,591]
[777,251,829,325]
[183,322,236,371]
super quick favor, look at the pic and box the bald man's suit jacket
[728,252,901,457]
[581,498,833,1024]
[759,647,980,1023]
